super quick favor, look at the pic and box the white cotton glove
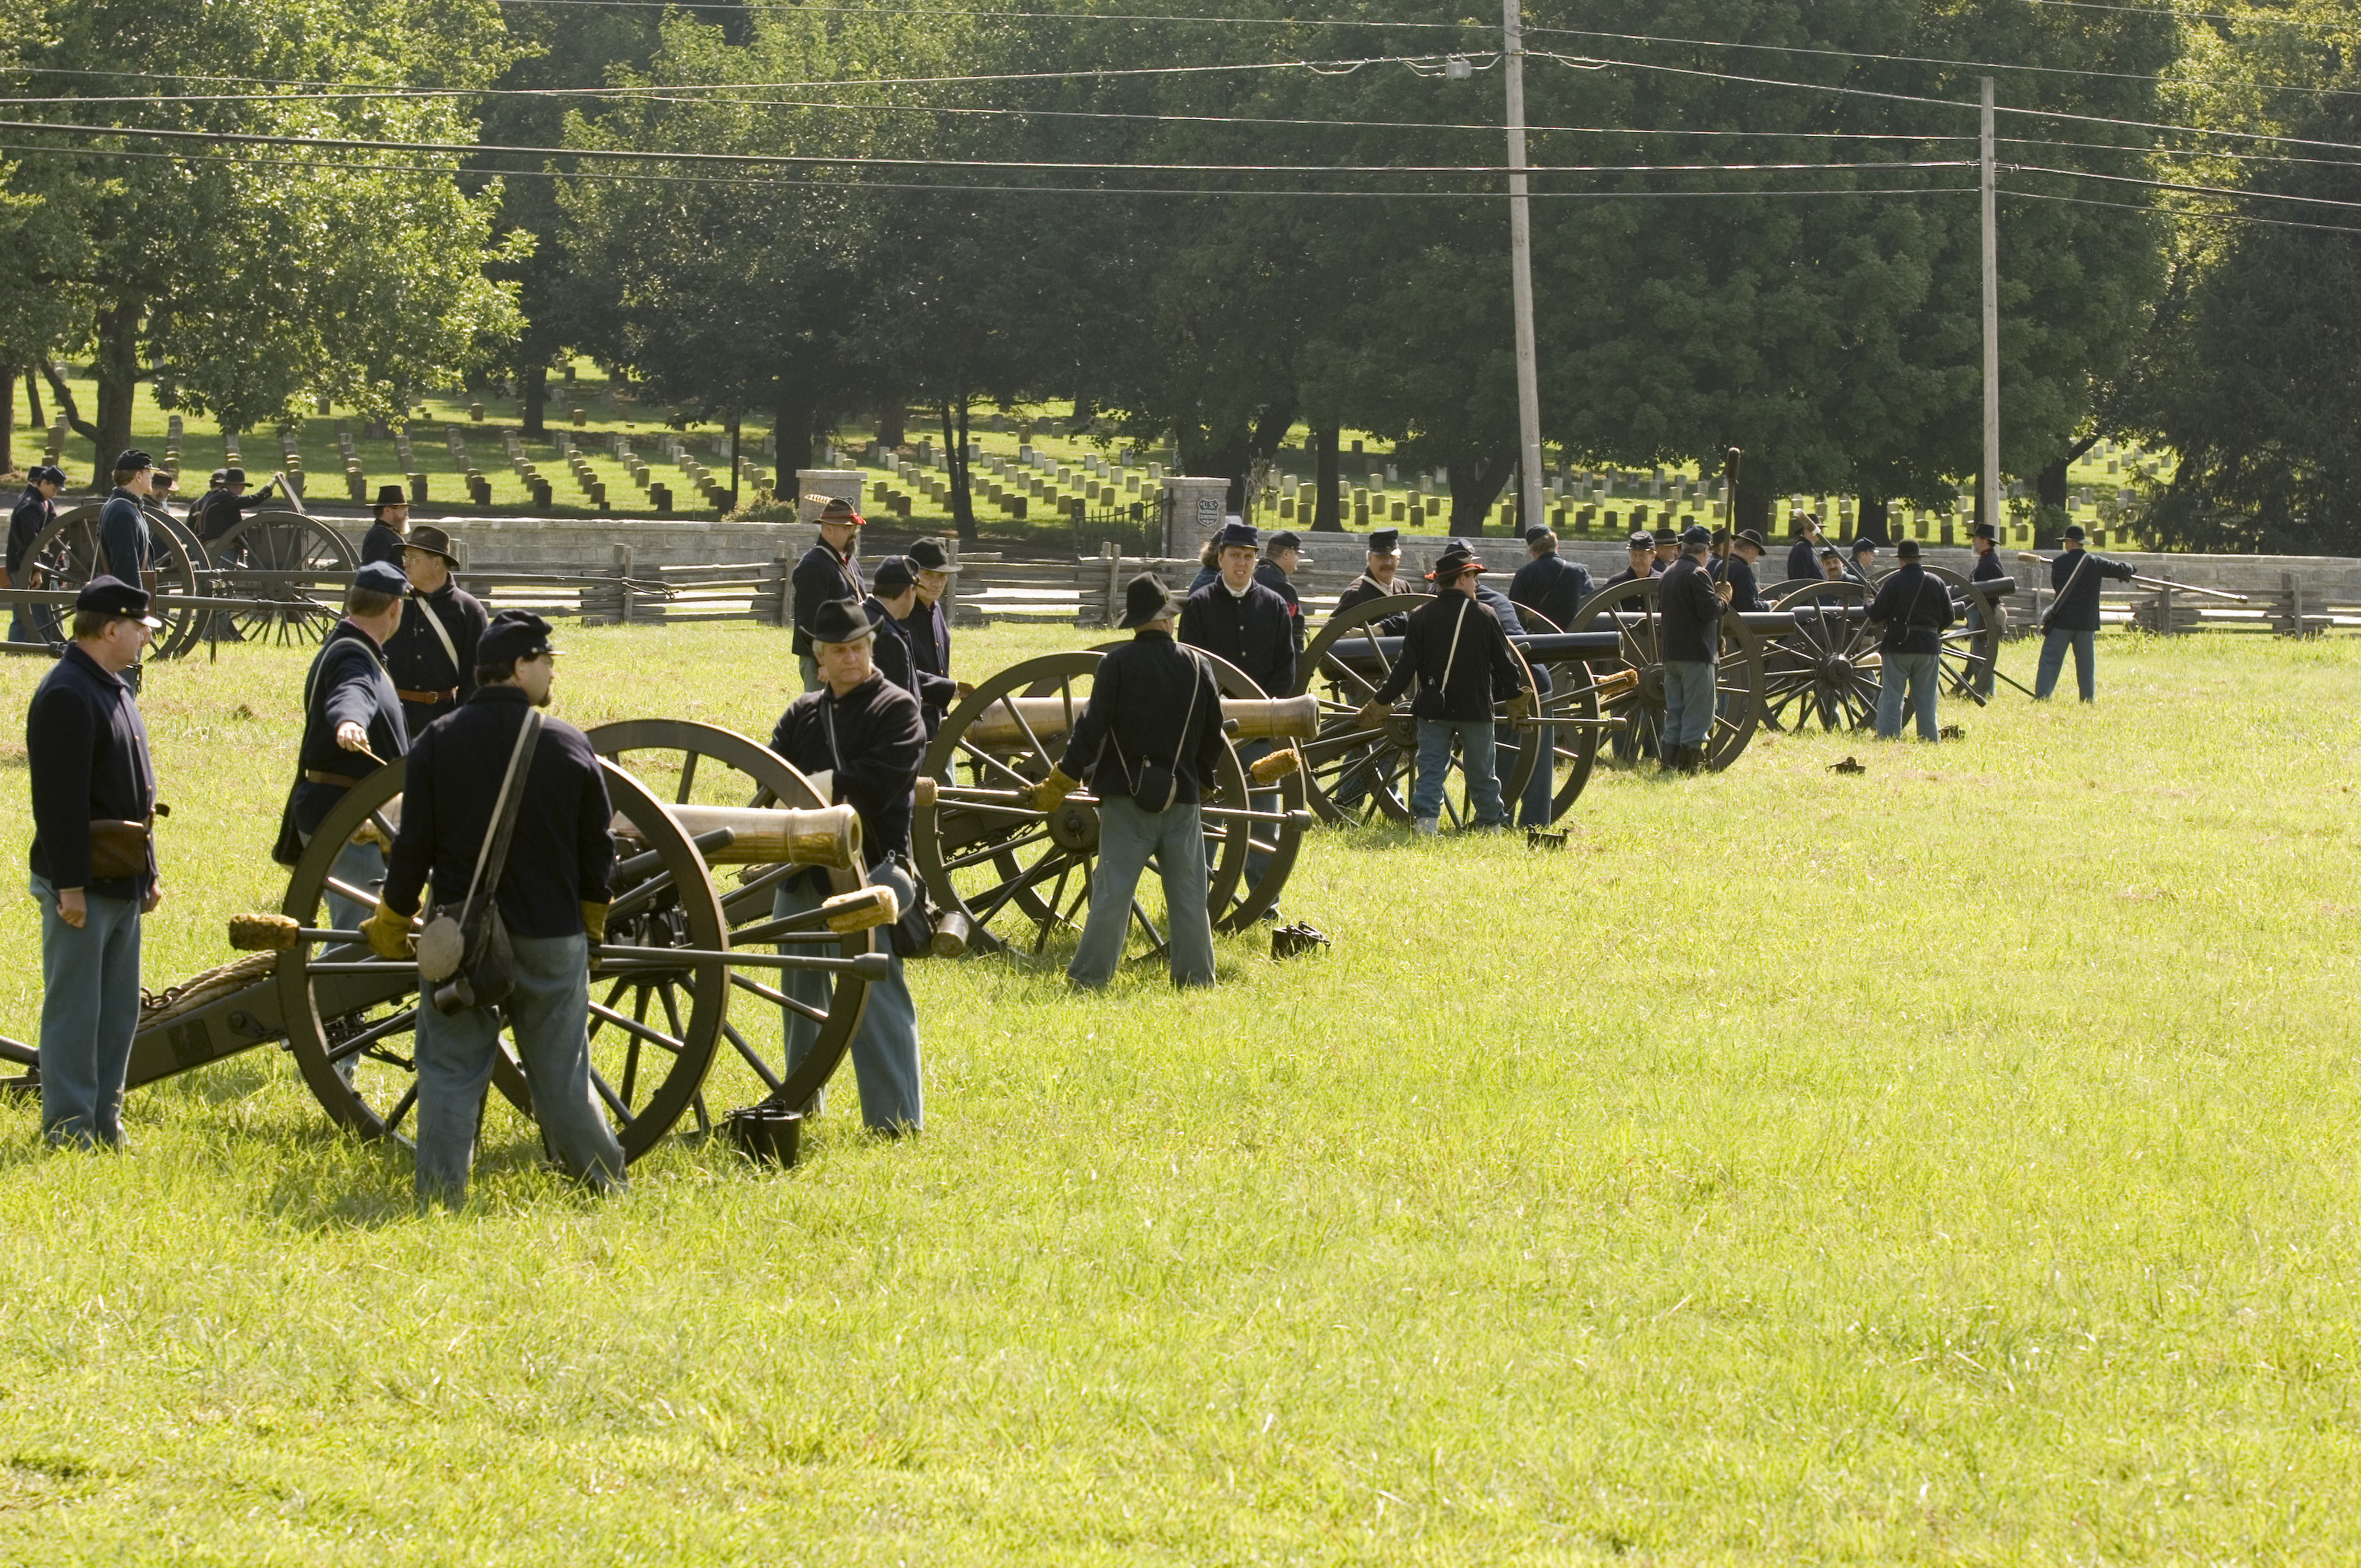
[805,769,835,802]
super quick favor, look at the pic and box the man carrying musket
[1657,524,1731,774]
[767,597,927,1133]
[1359,541,1523,835]
[25,577,163,1148]
[1868,537,1954,742]
[1038,573,1225,989]
[274,561,410,938]
[791,495,868,693]
[367,610,628,1207]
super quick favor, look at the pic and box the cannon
[1758,570,2011,731]
[912,649,1317,962]
[0,719,890,1164]
[15,503,356,656]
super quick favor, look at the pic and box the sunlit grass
[0,623,2356,1561]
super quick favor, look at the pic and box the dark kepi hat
[373,483,407,510]
[1426,540,1486,581]
[1851,536,1878,553]
[1268,530,1307,558]
[480,607,559,666]
[1818,546,1841,561]
[1215,520,1258,552]
[1971,520,1997,541]
[2060,523,2087,543]
[805,596,878,646]
[405,524,460,566]
[353,560,409,598]
[905,536,960,573]
[222,466,247,483]
[1118,572,1185,628]
[208,467,230,487]
[1711,526,1731,543]
[1679,523,1712,547]
[29,463,65,487]
[1733,527,1768,551]
[114,448,154,473]
[1367,528,1401,555]
[1625,530,1653,549]
[873,555,915,595]
[1896,537,1922,560]
[75,575,161,628]
[1523,524,1553,545]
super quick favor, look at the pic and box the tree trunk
[1855,495,1889,543]
[1179,425,1250,512]
[0,367,14,475]
[878,403,905,450]
[2037,434,2100,509]
[91,302,139,488]
[521,364,548,438]
[773,384,816,480]
[1731,468,1774,537]
[24,367,44,438]
[1448,447,1516,535]
[1312,425,1341,530]
[941,399,977,543]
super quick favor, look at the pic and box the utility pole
[1981,76,2001,535]
[1504,0,1543,538]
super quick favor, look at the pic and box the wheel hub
[1635,665,1666,708]
[1045,800,1101,853]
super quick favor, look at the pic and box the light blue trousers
[2035,627,2097,702]
[772,865,924,1129]
[32,877,141,1148]
[412,931,627,1207]
[1069,796,1216,989]
[1412,719,1507,826]
[798,654,823,693]
[1661,659,1716,751]
[1876,650,1941,740]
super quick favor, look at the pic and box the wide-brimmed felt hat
[353,560,409,598]
[208,467,230,487]
[1216,520,1259,552]
[809,493,865,527]
[873,556,915,595]
[1971,520,1998,541]
[1367,528,1400,555]
[1896,537,1923,559]
[1733,528,1768,551]
[1426,542,1486,581]
[76,576,161,628]
[1119,572,1186,628]
[114,448,154,473]
[222,466,247,484]
[373,483,408,511]
[404,525,460,566]
[480,608,560,665]
[805,596,879,645]
[906,537,959,573]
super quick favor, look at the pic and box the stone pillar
[795,468,865,522]
[1160,474,1230,561]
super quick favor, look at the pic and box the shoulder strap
[1435,596,1469,693]
[460,708,544,928]
[418,595,460,672]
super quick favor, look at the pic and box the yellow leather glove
[363,901,413,959]
[1354,701,1388,733]
[1031,766,1079,813]
[1506,692,1534,723]
[580,901,609,945]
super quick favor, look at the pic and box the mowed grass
[0,623,2356,1563]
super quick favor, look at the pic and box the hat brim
[403,543,460,566]
[1118,595,1186,628]
[1426,562,1486,580]
[134,614,163,629]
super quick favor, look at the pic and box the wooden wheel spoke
[327,1005,417,1065]
[733,969,827,1023]
[585,999,686,1054]
[384,1082,419,1134]
[588,1067,638,1125]
[723,1022,785,1092]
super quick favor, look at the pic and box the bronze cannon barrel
[965,691,1317,749]
[614,803,862,868]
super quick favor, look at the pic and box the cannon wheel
[1500,607,1608,824]
[22,503,205,656]
[208,510,354,648]
[586,718,876,1121]
[914,649,1253,961]
[275,756,729,1164]
[1292,593,1540,825]
[1763,581,1883,731]
[1927,566,2008,704]
[1569,578,1764,771]
[1088,643,1307,929]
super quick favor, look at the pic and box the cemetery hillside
[6,0,2361,1562]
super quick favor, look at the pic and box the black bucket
[723,1103,803,1168]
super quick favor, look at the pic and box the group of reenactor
[17,478,2141,1188]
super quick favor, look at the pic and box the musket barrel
[615,803,862,868]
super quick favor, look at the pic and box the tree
[0,0,525,482]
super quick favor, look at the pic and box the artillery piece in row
[2,721,894,1166]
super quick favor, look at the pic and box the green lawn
[0,621,2354,1562]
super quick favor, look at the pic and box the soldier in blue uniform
[904,537,961,735]
[384,525,488,739]
[97,449,153,588]
[360,485,410,567]
[1600,530,1660,590]
[5,463,65,645]
[369,609,628,1206]
[25,578,163,1148]
[1360,542,1523,833]
[1967,520,2008,697]
[1868,537,1955,740]
[1508,525,1594,632]
[1846,535,1879,588]
[865,556,956,721]
[2034,523,2138,703]
[1785,513,1828,584]
[766,597,928,1132]
[1656,525,1731,772]
[790,496,867,692]
[194,466,282,544]
[1180,521,1293,885]
[274,561,410,938]
[1723,528,1770,612]
[1254,530,1309,656]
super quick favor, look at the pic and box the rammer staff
[2015,551,2250,603]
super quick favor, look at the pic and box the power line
[2017,0,2346,28]
[2004,187,2361,236]
[483,0,1477,19]
[2014,161,2361,211]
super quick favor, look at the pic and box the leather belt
[397,687,457,704]
[304,769,364,788]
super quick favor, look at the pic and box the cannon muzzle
[615,803,862,868]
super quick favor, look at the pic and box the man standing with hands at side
[792,496,868,692]
[25,578,163,1148]
[5,463,65,644]
[1360,542,1523,835]
[369,609,627,1208]
[384,525,487,739]
[904,537,961,736]
[1868,537,1954,741]
[360,485,410,567]
[1038,573,1225,990]
[1657,525,1730,774]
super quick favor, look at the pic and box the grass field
[1,622,2356,1563]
